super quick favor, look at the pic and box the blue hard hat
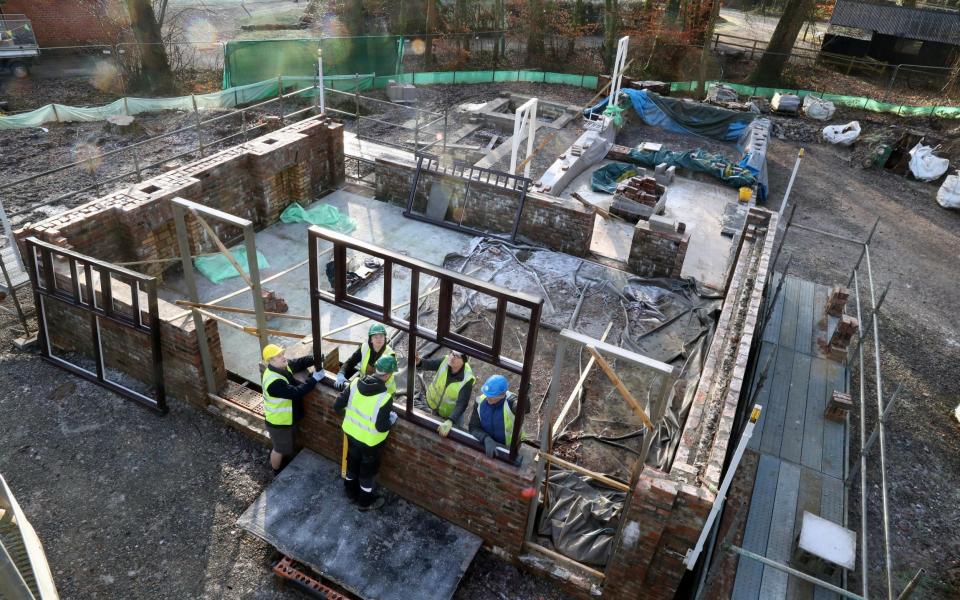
[481,374,509,397]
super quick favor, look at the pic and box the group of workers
[259,323,524,511]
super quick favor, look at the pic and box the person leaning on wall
[260,343,323,475]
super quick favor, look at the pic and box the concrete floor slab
[159,190,475,383]
[662,177,736,289]
[237,449,482,600]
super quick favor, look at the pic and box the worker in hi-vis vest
[261,344,323,474]
[335,323,397,395]
[415,349,475,437]
[334,355,399,511]
[469,374,527,458]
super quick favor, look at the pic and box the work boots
[343,477,360,502]
[357,487,385,511]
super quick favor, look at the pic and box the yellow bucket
[738,187,752,203]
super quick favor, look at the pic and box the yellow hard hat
[262,343,284,362]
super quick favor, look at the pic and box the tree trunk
[697,0,722,97]
[126,0,173,92]
[345,0,364,36]
[603,0,619,72]
[425,0,439,69]
[749,0,816,85]
[527,0,545,65]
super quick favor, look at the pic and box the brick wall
[598,208,777,599]
[627,220,690,279]
[17,117,344,278]
[3,0,131,47]
[374,158,594,256]
[296,384,537,554]
[38,269,226,408]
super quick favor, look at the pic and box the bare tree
[749,0,816,85]
[527,0,545,64]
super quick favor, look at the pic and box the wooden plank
[815,474,846,600]
[759,346,796,456]
[778,275,802,352]
[537,452,630,492]
[758,460,801,599]
[732,454,781,600]
[795,279,816,357]
[801,357,829,472]
[763,271,785,344]
[787,467,824,600]
[812,284,828,356]
[585,346,654,429]
[747,342,777,449]
[780,352,813,464]
[821,361,848,478]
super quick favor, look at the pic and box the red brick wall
[17,117,345,278]
[628,220,690,279]
[297,385,537,554]
[3,0,131,47]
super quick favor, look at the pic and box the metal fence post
[442,110,448,154]
[278,75,285,124]
[191,94,205,157]
[354,73,361,140]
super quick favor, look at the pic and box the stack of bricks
[825,390,853,422]
[617,175,663,208]
[828,314,859,360]
[627,218,690,278]
[826,286,850,317]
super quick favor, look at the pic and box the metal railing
[308,227,544,463]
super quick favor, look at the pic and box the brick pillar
[628,219,691,279]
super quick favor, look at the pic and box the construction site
[1,2,960,600]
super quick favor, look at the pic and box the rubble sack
[937,171,960,209]
[823,121,861,146]
[802,95,836,121]
[908,143,950,182]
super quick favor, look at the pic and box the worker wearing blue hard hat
[469,374,527,458]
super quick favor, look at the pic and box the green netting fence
[223,37,404,88]
[670,80,960,119]
[4,70,956,130]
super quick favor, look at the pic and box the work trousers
[343,435,384,507]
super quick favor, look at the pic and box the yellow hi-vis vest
[426,358,475,419]
[358,342,397,395]
[476,393,523,446]
[342,379,391,446]
[262,367,294,426]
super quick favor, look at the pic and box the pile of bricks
[617,175,663,208]
[827,315,860,360]
[826,286,850,317]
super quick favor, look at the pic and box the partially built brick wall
[16,116,345,407]
[603,208,778,598]
[37,270,226,408]
[374,157,594,256]
[18,117,344,278]
[293,380,537,554]
[628,219,690,279]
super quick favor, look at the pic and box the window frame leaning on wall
[25,236,167,414]
[308,227,543,463]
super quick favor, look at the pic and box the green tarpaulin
[280,202,356,233]
[194,247,269,284]
[592,162,638,193]
[623,147,757,190]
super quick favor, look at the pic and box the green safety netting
[670,80,960,119]
[194,247,269,284]
[372,70,597,89]
[223,37,402,88]
[623,147,757,190]
[280,202,356,233]
[592,162,638,193]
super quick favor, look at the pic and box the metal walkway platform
[732,274,849,600]
[237,449,483,600]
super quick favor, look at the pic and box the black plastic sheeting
[536,470,627,566]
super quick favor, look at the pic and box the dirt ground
[2,74,960,599]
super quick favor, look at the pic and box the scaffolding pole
[865,245,894,599]
[852,269,870,597]
[728,545,866,600]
